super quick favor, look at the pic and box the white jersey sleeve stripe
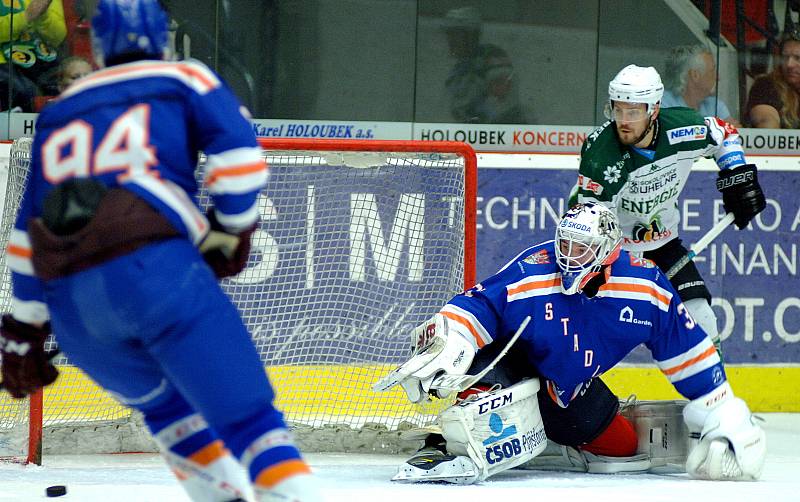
[214,201,260,230]
[62,61,221,98]
[11,297,50,324]
[206,165,268,195]
[440,304,492,349]
[656,338,720,383]
[205,147,263,171]
[6,230,34,276]
[596,276,672,311]
[205,148,267,194]
[507,273,562,302]
[659,345,720,383]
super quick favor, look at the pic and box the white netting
[0,138,473,459]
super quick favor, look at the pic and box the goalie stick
[430,316,531,394]
[665,212,735,279]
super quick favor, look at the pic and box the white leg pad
[518,440,651,474]
[439,378,548,481]
[622,399,690,473]
[520,399,688,475]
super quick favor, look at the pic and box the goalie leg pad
[621,399,690,473]
[521,399,688,475]
[518,440,652,474]
[439,378,547,481]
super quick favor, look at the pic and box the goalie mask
[555,203,622,295]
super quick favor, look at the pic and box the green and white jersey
[570,107,747,252]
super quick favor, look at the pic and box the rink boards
[0,146,798,416]
[2,363,797,426]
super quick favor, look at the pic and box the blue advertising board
[474,166,799,365]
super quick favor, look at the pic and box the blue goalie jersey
[440,241,726,405]
[7,60,267,325]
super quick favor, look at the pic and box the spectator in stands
[662,44,740,126]
[746,31,800,129]
[443,6,527,124]
[57,55,92,92]
[0,0,67,111]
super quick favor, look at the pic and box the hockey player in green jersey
[569,64,766,354]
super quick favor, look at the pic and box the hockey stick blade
[431,316,531,394]
[665,213,735,279]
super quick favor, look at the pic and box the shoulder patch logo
[666,125,707,144]
[523,249,550,265]
[577,174,604,195]
[629,255,656,268]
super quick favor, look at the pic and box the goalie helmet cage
[0,137,477,464]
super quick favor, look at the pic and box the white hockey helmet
[608,64,664,115]
[555,202,622,295]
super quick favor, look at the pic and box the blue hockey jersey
[7,60,267,324]
[441,241,725,405]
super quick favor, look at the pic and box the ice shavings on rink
[0,413,798,502]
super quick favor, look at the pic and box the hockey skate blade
[392,454,479,484]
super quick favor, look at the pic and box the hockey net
[0,137,476,463]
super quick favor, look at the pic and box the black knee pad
[537,377,620,447]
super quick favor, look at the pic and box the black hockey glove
[716,164,766,229]
[200,211,257,279]
[0,315,58,399]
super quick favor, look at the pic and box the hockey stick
[665,212,735,279]
[430,316,531,394]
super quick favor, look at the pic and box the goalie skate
[392,446,479,484]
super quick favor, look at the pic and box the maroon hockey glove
[0,315,58,399]
[200,211,257,279]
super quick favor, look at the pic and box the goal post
[0,137,477,462]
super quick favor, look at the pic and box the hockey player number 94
[41,104,158,184]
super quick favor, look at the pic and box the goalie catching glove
[373,313,476,403]
[683,381,766,481]
[200,210,257,279]
[0,315,58,398]
[716,163,766,229]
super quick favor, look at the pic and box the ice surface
[1,413,798,501]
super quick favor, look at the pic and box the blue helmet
[92,0,169,66]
